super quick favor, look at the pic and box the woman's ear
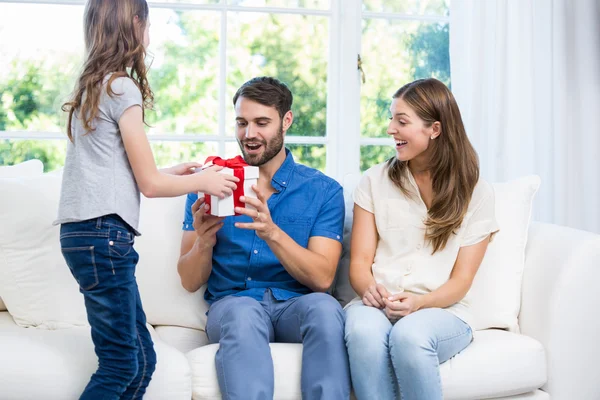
[430,121,442,140]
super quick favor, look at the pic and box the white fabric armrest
[520,222,600,400]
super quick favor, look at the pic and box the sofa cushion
[333,174,540,332]
[154,325,209,355]
[185,330,545,400]
[0,159,45,313]
[443,329,546,399]
[0,311,192,400]
[186,343,303,400]
[0,159,44,177]
[135,195,210,330]
[0,173,87,328]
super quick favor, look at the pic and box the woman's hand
[362,283,391,309]
[383,292,423,319]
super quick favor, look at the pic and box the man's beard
[238,125,284,167]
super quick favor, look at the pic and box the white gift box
[199,164,259,217]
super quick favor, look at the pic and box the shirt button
[109,241,114,246]
[253,250,258,254]
[406,265,413,274]
[416,244,422,250]
[247,277,252,281]
[282,181,286,185]
[337,235,341,240]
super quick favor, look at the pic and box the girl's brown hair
[62,0,153,141]
[387,78,479,254]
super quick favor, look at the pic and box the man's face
[235,97,286,166]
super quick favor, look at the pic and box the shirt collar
[271,148,295,190]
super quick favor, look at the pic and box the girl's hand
[197,166,239,199]
[161,162,203,176]
[383,292,423,320]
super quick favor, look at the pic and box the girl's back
[57,74,144,233]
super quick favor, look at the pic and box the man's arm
[177,196,223,292]
[266,233,341,292]
[235,184,344,292]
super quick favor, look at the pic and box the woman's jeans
[345,303,472,400]
[60,214,156,400]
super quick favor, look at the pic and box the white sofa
[0,162,599,400]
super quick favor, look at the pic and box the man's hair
[232,77,293,119]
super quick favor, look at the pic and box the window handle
[357,54,366,84]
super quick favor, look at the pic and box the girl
[344,78,499,400]
[55,1,238,398]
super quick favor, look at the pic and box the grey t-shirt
[55,75,143,234]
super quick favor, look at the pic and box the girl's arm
[119,106,238,198]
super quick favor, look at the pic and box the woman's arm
[349,204,388,308]
[419,237,491,309]
[385,236,492,316]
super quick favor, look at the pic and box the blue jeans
[345,304,472,400]
[206,290,351,400]
[60,215,156,400]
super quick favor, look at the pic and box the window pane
[151,141,218,168]
[226,13,329,137]
[363,0,449,16]
[360,145,394,172]
[287,144,325,171]
[0,139,66,172]
[360,19,449,138]
[147,9,220,136]
[148,0,220,4]
[229,0,329,9]
[0,4,84,134]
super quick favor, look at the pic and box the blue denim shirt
[183,149,345,304]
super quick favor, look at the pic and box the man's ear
[282,110,294,133]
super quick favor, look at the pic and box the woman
[345,78,499,400]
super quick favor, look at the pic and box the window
[0,0,449,179]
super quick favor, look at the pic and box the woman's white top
[347,162,499,328]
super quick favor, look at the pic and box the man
[178,76,350,399]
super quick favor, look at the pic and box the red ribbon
[203,156,247,216]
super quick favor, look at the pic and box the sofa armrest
[520,222,600,400]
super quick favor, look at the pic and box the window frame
[0,0,449,181]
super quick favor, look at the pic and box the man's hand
[233,185,280,242]
[362,283,390,309]
[191,196,225,249]
[383,292,423,320]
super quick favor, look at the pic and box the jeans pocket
[109,229,135,258]
[61,245,99,291]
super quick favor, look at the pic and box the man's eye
[237,122,247,127]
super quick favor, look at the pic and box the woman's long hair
[387,78,479,254]
[62,0,153,141]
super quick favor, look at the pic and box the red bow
[203,156,248,215]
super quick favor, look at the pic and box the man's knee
[302,293,345,332]
[210,296,269,338]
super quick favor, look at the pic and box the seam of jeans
[60,232,109,239]
[130,326,147,400]
[436,325,472,344]
[107,226,116,276]
[389,345,403,400]
[218,322,231,400]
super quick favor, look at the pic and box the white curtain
[450,0,600,234]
